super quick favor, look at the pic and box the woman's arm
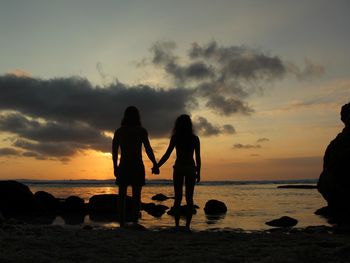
[143,130,158,167]
[112,131,119,178]
[157,136,176,168]
[195,136,201,183]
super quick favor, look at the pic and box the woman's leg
[173,173,184,227]
[185,174,196,229]
[118,185,127,227]
[131,185,142,224]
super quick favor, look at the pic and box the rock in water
[88,194,119,214]
[88,194,134,222]
[204,200,227,215]
[315,206,333,218]
[317,102,350,220]
[151,193,169,201]
[34,191,59,212]
[88,194,132,214]
[266,216,298,227]
[0,180,34,215]
[142,203,169,217]
[61,196,86,213]
[59,196,86,225]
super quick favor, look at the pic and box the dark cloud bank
[0,41,323,160]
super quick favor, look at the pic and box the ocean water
[25,180,329,231]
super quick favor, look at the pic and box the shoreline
[1,222,350,262]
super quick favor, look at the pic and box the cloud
[256,138,269,143]
[13,139,77,158]
[0,147,21,156]
[189,41,286,81]
[222,124,236,134]
[193,116,235,136]
[0,75,192,160]
[0,40,324,160]
[233,143,261,149]
[286,59,325,80]
[149,41,324,116]
[0,74,191,136]
[0,112,111,153]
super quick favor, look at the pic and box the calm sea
[22,179,329,231]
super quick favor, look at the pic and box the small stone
[266,216,298,227]
[151,194,169,201]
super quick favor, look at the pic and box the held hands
[152,164,160,175]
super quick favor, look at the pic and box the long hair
[172,114,193,136]
[121,106,141,127]
[172,114,195,148]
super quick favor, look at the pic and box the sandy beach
[1,221,350,263]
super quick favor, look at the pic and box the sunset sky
[0,0,349,181]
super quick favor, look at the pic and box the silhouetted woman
[112,106,158,226]
[158,114,201,230]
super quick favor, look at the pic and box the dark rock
[204,200,227,215]
[266,216,298,227]
[61,196,86,214]
[61,213,86,225]
[88,194,118,214]
[0,180,34,215]
[34,191,59,212]
[317,102,350,221]
[0,211,4,226]
[88,194,133,222]
[83,225,93,230]
[315,206,333,218]
[57,201,86,223]
[278,185,317,189]
[88,194,132,214]
[151,193,169,201]
[142,202,169,217]
[167,205,197,216]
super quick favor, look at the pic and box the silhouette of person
[318,102,350,215]
[112,106,159,226]
[157,114,201,230]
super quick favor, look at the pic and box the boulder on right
[317,102,350,221]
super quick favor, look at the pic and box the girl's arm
[157,136,176,168]
[195,136,201,182]
[143,130,158,167]
[112,131,119,178]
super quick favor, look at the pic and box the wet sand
[1,222,350,262]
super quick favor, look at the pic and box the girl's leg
[131,185,142,224]
[173,173,184,227]
[185,174,196,229]
[118,185,127,227]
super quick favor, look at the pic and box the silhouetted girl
[112,106,158,226]
[158,114,201,230]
